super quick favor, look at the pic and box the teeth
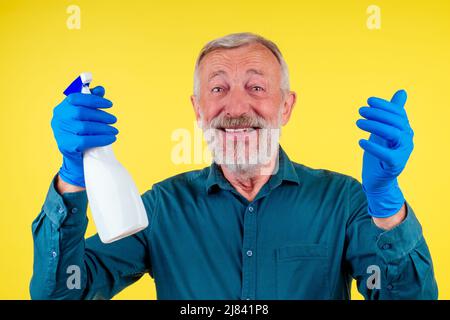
[224,128,256,133]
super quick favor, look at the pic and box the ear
[280,91,297,126]
[190,94,201,123]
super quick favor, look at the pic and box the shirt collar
[205,145,300,194]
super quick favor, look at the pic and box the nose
[223,87,252,118]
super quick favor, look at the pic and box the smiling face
[191,42,296,176]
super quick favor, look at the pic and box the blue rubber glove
[356,89,414,218]
[51,86,119,187]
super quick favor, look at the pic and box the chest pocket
[276,244,329,299]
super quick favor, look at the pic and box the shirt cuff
[373,201,423,263]
[42,174,88,228]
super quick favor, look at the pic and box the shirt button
[51,251,57,258]
[387,284,394,290]
[382,243,392,250]
[71,207,78,214]
[246,250,253,257]
[58,206,65,214]
[248,206,254,213]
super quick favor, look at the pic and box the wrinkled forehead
[198,43,282,80]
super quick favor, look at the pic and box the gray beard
[204,127,282,177]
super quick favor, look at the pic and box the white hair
[193,32,290,96]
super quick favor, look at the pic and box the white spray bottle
[64,72,148,243]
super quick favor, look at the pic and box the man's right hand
[51,86,119,188]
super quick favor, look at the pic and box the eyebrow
[208,70,226,81]
[207,68,265,81]
[246,68,265,76]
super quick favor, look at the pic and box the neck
[220,151,278,202]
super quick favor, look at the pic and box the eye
[251,86,265,92]
[211,87,224,93]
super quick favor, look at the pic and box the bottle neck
[84,145,117,162]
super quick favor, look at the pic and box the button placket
[241,203,257,300]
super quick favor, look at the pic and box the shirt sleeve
[344,177,438,299]
[30,175,157,300]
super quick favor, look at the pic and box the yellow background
[0,0,449,299]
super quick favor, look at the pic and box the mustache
[207,114,269,130]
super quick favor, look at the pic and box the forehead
[198,43,281,77]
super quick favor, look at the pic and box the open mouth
[217,127,261,133]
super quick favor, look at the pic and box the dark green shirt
[30,147,438,299]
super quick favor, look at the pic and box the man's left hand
[356,89,414,218]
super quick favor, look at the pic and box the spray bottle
[64,72,148,243]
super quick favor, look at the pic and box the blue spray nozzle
[63,76,83,96]
[63,72,93,96]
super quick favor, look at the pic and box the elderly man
[30,32,437,300]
